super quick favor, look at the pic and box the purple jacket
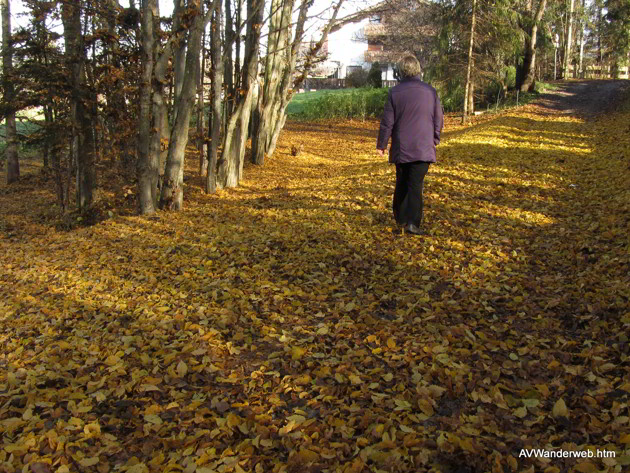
[377,76,444,164]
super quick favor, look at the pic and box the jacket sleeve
[433,91,444,146]
[377,90,394,150]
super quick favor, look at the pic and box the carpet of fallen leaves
[1,87,630,473]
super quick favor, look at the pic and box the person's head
[398,55,422,79]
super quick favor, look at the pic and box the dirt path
[535,79,630,118]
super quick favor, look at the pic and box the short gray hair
[398,55,422,79]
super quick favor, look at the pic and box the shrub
[368,62,383,88]
[346,68,369,88]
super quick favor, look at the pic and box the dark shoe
[404,223,425,235]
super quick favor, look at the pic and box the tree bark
[251,0,294,165]
[198,29,207,176]
[172,0,188,123]
[206,0,223,194]
[217,0,263,188]
[160,0,218,209]
[62,0,95,210]
[578,0,585,77]
[563,0,574,78]
[137,0,159,214]
[2,0,19,184]
[462,0,476,124]
[224,0,235,121]
[520,0,547,91]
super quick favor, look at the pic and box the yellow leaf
[574,461,598,473]
[513,407,527,418]
[126,464,149,473]
[291,346,306,360]
[619,433,630,443]
[227,413,241,428]
[295,374,312,385]
[348,374,362,385]
[177,360,188,377]
[387,337,396,349]
[417,399,434,416]
[382,373,393,382]
[144,414,163,425]
[84,422,101,437]
[105,355,121,366]
[316,326,329,335]
[552,398,568,418]
[79,457,100,467]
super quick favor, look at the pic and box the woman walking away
[377,55,443,235]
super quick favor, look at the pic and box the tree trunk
[160,0,211,210]
[234,0,242,92]
[462,0,476,124]
[251,0,294,165]
[198,29,207,176]
[62,0,95,210]
[2,0,19,184]
[468,74,474,115]
[206,0,223,194]
[217,0,263,189]
[172,0,187,123]
[224,0,235,121]
[137,0,159,215]
[578,0,585,77]
[563,0,574,79]
[520,0,547,91]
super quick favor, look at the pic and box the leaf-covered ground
[1,81,630,473]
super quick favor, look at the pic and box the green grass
[287,89,360,117]
[288,88,390,120]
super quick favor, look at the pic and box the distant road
[535,80,630,119]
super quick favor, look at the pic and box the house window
[347,65,363,74]
[369,15,382,23]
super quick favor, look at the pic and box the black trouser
[393,161,430,227]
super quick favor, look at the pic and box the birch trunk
[1,0,19,184]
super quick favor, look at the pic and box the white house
[312,9,396,81]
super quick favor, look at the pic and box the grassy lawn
[287,89,364,117]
